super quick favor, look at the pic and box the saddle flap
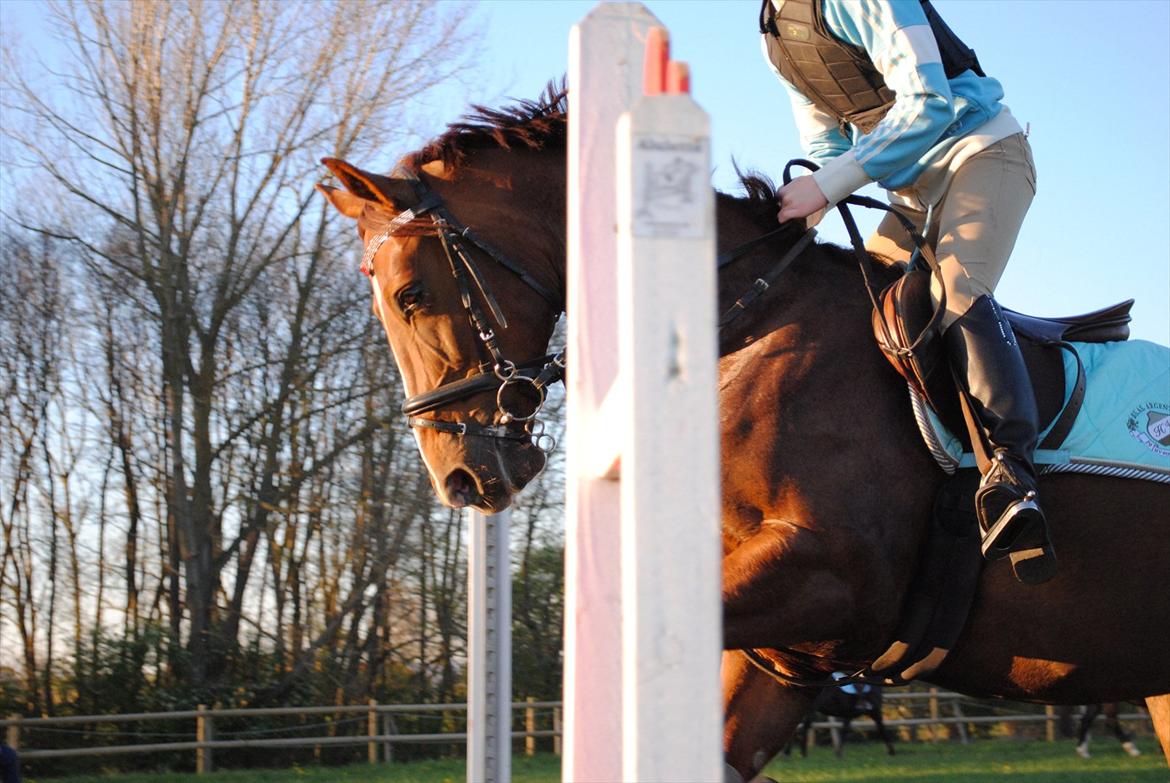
[872,269,954,417]
[1003,299,1133,345]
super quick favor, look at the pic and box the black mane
[405,82,788,234]
[406,80,569,170]
[728,167,786,233]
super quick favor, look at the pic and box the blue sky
[4,0,1168,343]
[440,0,1170,345]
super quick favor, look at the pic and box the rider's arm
[786,82,854,166]
[810,0,956,206]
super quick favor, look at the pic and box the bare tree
[2,0,471,691]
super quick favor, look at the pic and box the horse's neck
[716,224,888,358]
[450,149,568,302]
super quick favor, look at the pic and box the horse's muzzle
[444,467,483,509]
[440,445,546,513]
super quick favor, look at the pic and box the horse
[784,678,896,757]
[316,86,1170,779]
[1075,703,1144,758]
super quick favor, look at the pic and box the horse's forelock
[357,203,392,234]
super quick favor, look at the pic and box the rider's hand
[777,175,829,224]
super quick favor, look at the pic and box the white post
[468,509,512,783]
[568,4,722,781]
[614,78,722,783]
[565,4,660,781]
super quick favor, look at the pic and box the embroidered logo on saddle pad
[1129,402,1170,457]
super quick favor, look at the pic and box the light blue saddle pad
[914,339,1170,483]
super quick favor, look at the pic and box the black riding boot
[944,295,1057,585]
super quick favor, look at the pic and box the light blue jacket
[763,0,1021,205]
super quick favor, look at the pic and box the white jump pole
[567,4,723,781]
[565,6,657,780]
[467,509,511,783]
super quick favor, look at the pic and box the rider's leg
[865,204,927,266]
[931,133,1056,585]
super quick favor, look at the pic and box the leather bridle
[360,165,565,451]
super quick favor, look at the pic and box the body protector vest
[760,0,984,134]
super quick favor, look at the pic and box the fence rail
[1,692,1152,772]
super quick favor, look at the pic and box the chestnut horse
[317,89,1170,778]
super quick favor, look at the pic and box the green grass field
[26,737,1167,783]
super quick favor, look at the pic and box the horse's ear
[320,158,413,211]
[315,183,370,219]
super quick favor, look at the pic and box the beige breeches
[865,133,1037,330]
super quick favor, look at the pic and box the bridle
[360,165,565,452]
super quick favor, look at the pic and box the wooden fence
[1,691,1152,774]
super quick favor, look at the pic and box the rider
[760,0,1056,584]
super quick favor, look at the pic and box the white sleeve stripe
[857,66,928,166]
[870,25,942,73]
[857,63,930,166]
[900,25,943,65]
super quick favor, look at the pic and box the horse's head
[318,155,564,512]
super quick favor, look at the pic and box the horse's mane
[405,83,829,242]
[726,168,788,233]
[405,80,569,170]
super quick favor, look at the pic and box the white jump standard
[565,4,723,781]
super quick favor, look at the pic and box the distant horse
[1076,703,1143,758]
[785,678,895,757]
[317,86,1170,779]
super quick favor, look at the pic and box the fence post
[552,707,561,756]
[314,715,327,763]
[5,714,19,751]
[929,688,941,743]
[368,699,378,764]
[382,714,395,763]
[525,697,536,756]
[1045,705,1055,742]
[196,704,213,774]
[950,695,970,744]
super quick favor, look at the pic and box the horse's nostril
[445,468,481,508]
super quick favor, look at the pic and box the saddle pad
[913,339,1170,483]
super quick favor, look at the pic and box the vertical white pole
[615,94,722,782]
[468,509,512,783]
[565,4,660,782]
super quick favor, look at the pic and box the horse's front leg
[721,519,859,649]
[723,649,819,782]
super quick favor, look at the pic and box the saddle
[866,268,1134,683]
[872,267,1133,450]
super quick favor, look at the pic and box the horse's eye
[396,283,426,319]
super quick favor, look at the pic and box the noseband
[360,166,565,451]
